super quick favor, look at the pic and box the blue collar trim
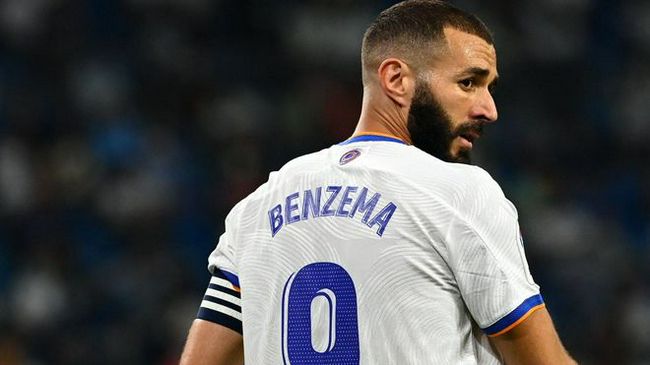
[339,134,407,145]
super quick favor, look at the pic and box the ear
[377,58,415,107]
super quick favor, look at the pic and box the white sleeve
[196,200,246,334]
[446,168,544,337]
[207,201,242,279]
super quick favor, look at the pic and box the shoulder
[445,162,518,225]
[230,148,331,210]
[380,145,504,195]
[275,147,331,176]
[384,146,514,218]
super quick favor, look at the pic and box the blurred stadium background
[0,0,648,364]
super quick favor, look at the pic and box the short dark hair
[361,0,493,82]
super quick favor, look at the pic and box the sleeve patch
[483,294,544,337]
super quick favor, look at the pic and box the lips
[456,124,484,149]
[458,135,473,149]
[460,131,479,143]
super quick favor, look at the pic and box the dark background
[0,0,648,364]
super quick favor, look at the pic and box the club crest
[339,149,361,165]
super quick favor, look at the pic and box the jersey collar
[339,133,407,146]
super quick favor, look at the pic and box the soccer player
[180,1,577,364]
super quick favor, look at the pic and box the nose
[470,89,498,123]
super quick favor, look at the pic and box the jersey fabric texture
[197,134,543,364]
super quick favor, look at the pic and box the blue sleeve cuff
[483,294,545,336]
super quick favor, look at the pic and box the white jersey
[197,134,544,364]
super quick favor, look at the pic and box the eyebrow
[463,67,499,87]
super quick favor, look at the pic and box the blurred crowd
[0,0,648,364]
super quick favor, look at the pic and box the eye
[459,78,474,90]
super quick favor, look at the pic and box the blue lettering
[285,192,301,224]
[269,204,284,236]
[336,186,358,217]
[302,187,321,220]
[321,186,342,217]
[367,202,397,236]
[268,186,396,237]
[349,187,380,224]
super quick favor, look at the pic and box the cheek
[439,94,471,125]
[452,102,473,121]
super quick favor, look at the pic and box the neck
[352,90,412,144]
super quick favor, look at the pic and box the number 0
[281,262,360,364]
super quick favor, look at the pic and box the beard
[407,81,484,164]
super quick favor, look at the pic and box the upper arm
[489,307,577,365]
[446,170,541,333]
[180,319,244,365]
[446,169,573,362]
[182,199,248,365]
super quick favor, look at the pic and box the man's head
[361,1,499,163]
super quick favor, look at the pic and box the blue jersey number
[282,262,360,364]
